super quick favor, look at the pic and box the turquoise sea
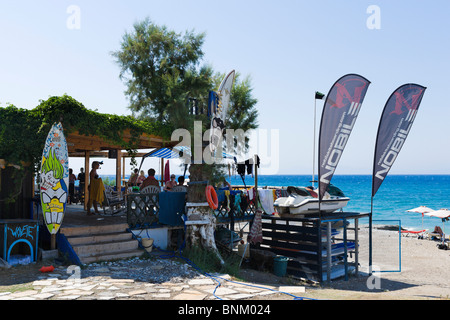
[97,174,450,232]
[227,174,450,232]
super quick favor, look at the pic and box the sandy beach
[298,225,450,300]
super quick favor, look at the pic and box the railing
[214,189,256,223]
[126,188,256,229]
[126,193,159,229]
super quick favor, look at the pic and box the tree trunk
[185,163,224,264]
[186,164,209,203]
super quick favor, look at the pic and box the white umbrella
[406,206,434,231]
[425,208,450,238]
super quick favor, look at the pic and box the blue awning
[143,146,190,159]
[137,146,236,176]
[142,146,235,160]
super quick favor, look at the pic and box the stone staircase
[60,223,143,264]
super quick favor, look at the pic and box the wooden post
[122,156,126,187]
[116,149,122,192]
[51,234,56,250]
[84,151,90,211]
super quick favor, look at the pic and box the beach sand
[299,225,450,300]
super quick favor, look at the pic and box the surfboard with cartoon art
[40,122,69,234]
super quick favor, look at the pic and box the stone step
[79,249,144,264]
[66,232,133,246]
[59,223,143,265]
[73,239,139,257]
[60,223,129,237]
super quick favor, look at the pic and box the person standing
[77,167,85,201]
[68,168,77,204]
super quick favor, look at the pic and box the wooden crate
[259,215,323,281]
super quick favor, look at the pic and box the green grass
[181,245,242,278]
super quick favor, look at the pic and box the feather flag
[318,74,370,201]
[372,84,426,197]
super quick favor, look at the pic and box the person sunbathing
[433,226,444,237]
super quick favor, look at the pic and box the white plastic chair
[140,185,161,194]
[172,185,187,192]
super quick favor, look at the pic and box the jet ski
[274,185,349,215]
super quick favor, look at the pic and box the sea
[97,174,450,232]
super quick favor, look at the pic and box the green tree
[112,18,258,203]
[112,18,212,126]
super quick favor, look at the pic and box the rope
[131,216,317,300]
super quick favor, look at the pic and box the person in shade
[139,168,159,190]
[164,174,177,191]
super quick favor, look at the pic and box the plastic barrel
[273,255,289,277]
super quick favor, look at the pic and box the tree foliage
[112,18,214,126]
[112,18,259,135]
[0,95,168,202]
[112,18,259,199]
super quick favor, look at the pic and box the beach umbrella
[425,208,450,237]
[406,206,434,231]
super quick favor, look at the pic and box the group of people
[68,161,188,216]
[128,168,185,191]
[67,167,86,205]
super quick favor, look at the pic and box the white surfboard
[40,122,69,234]
[209,70,235,153]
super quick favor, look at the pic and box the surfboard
[40,122,69,234]
[209,70,235,153]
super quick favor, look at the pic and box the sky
[1,0,449,176]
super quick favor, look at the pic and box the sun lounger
[401,229,427,237]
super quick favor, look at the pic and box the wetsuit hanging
[236,159,247,188]
[245,159,253,177]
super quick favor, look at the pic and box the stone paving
[0,258,306,301]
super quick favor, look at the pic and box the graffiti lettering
[7,225,36,240]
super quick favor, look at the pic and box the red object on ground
[39,265,55,273]
[400,229,427,234]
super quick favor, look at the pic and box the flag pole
[369,195,373,276]
[312,94,317,189]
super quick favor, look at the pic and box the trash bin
[273,255,289,277]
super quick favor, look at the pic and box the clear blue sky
[1,1,448,176]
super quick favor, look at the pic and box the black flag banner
[318,74,371,201]
[372,84,426,197]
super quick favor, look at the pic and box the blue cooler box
[158,192,186,226]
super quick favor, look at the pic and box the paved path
[0,265,305,301]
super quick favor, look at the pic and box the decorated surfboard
[209,70,235,153]
[40,122,69,234]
